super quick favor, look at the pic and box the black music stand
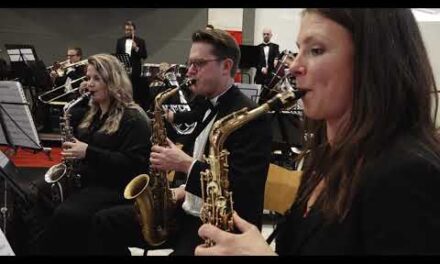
[239,45,259,83]
[269,110,304,170]
[5,44,38,87]
[0,81,48,235]
[114,53,132,75]
[5,44,51,124]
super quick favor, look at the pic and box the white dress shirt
[181,86,232,217]
[124,39,133,56]
[263,44,270,68]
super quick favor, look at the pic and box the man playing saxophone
[89,29,272,255]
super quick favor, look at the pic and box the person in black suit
[255,28,280,104]
[36,54,151,255]
[88,29,272,255]
[116,20,148,110]
[195,9,440,256]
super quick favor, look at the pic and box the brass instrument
[44,92,91,204]
[268,50,295,88]
[47,59,70,77]
[61,59,88,70]
[48,59,88,78]
[124,71,196,246]
[38,76,87,104]
[200,89,305,247]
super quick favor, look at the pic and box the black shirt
[76,107,151,193]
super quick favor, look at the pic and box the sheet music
[235,83,261,104]
[0,81,41,149]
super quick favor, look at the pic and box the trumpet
[38,76,87,104]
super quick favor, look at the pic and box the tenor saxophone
[124,74,195,246]
[200,89,305,246]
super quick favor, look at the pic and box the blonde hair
[79,53,144,134]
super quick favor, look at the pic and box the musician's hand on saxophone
[195,212,276,256]
[78,80,89,95]
[150,138,193,173]
[61,138,88,160]
[171,185,186,203]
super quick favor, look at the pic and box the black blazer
[116,36,147,78]
[276,133,440,255]
[185,86,273,229]
[255,43,280,85]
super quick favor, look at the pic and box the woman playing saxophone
[37,53,151,255]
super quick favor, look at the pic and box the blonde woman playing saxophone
[37,54,151,255]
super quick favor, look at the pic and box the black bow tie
[263,43,270,47]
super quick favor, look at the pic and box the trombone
[47,59,88,78]
[38,76,87,104]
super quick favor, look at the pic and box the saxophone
[200,89,305,246]
[44,92,90,205]
[124,73,195,246]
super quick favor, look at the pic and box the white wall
[208,9,243,31]
[254,8,303,53]
[418,21,440,126]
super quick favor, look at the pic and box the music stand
[114,53,132,75]
[0,80,44,236]
[0,81,43,150]
[239,45,259,69]
[5,44,38,86]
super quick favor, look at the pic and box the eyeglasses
[67,54,78,57]
[186,58,223,70]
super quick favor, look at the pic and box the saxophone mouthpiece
[268,89,306,112]
[179,78,196,95]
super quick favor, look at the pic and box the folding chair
[263,163,302,244]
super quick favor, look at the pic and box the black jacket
[255,42,280,85]
[185,86,273,229]
[116,36,147,78]
[276,133,440,255]
[77,107,151,193]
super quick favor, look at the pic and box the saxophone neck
[265,89,305,112]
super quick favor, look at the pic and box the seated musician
[36,53,151,255]
[88,28,272,255]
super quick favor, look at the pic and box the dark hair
[125,20,136,30]
[68,47,82,57]
[206,24,214,30]
[191,29,240,77]
[296,9,440,222]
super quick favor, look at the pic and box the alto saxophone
[124,73,195,246]
[44,92,90,205]
[200,89,305,246]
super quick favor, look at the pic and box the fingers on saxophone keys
[61,151,75,160]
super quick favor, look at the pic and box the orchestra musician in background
[49,47,86,91]
[116,20,148,110]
